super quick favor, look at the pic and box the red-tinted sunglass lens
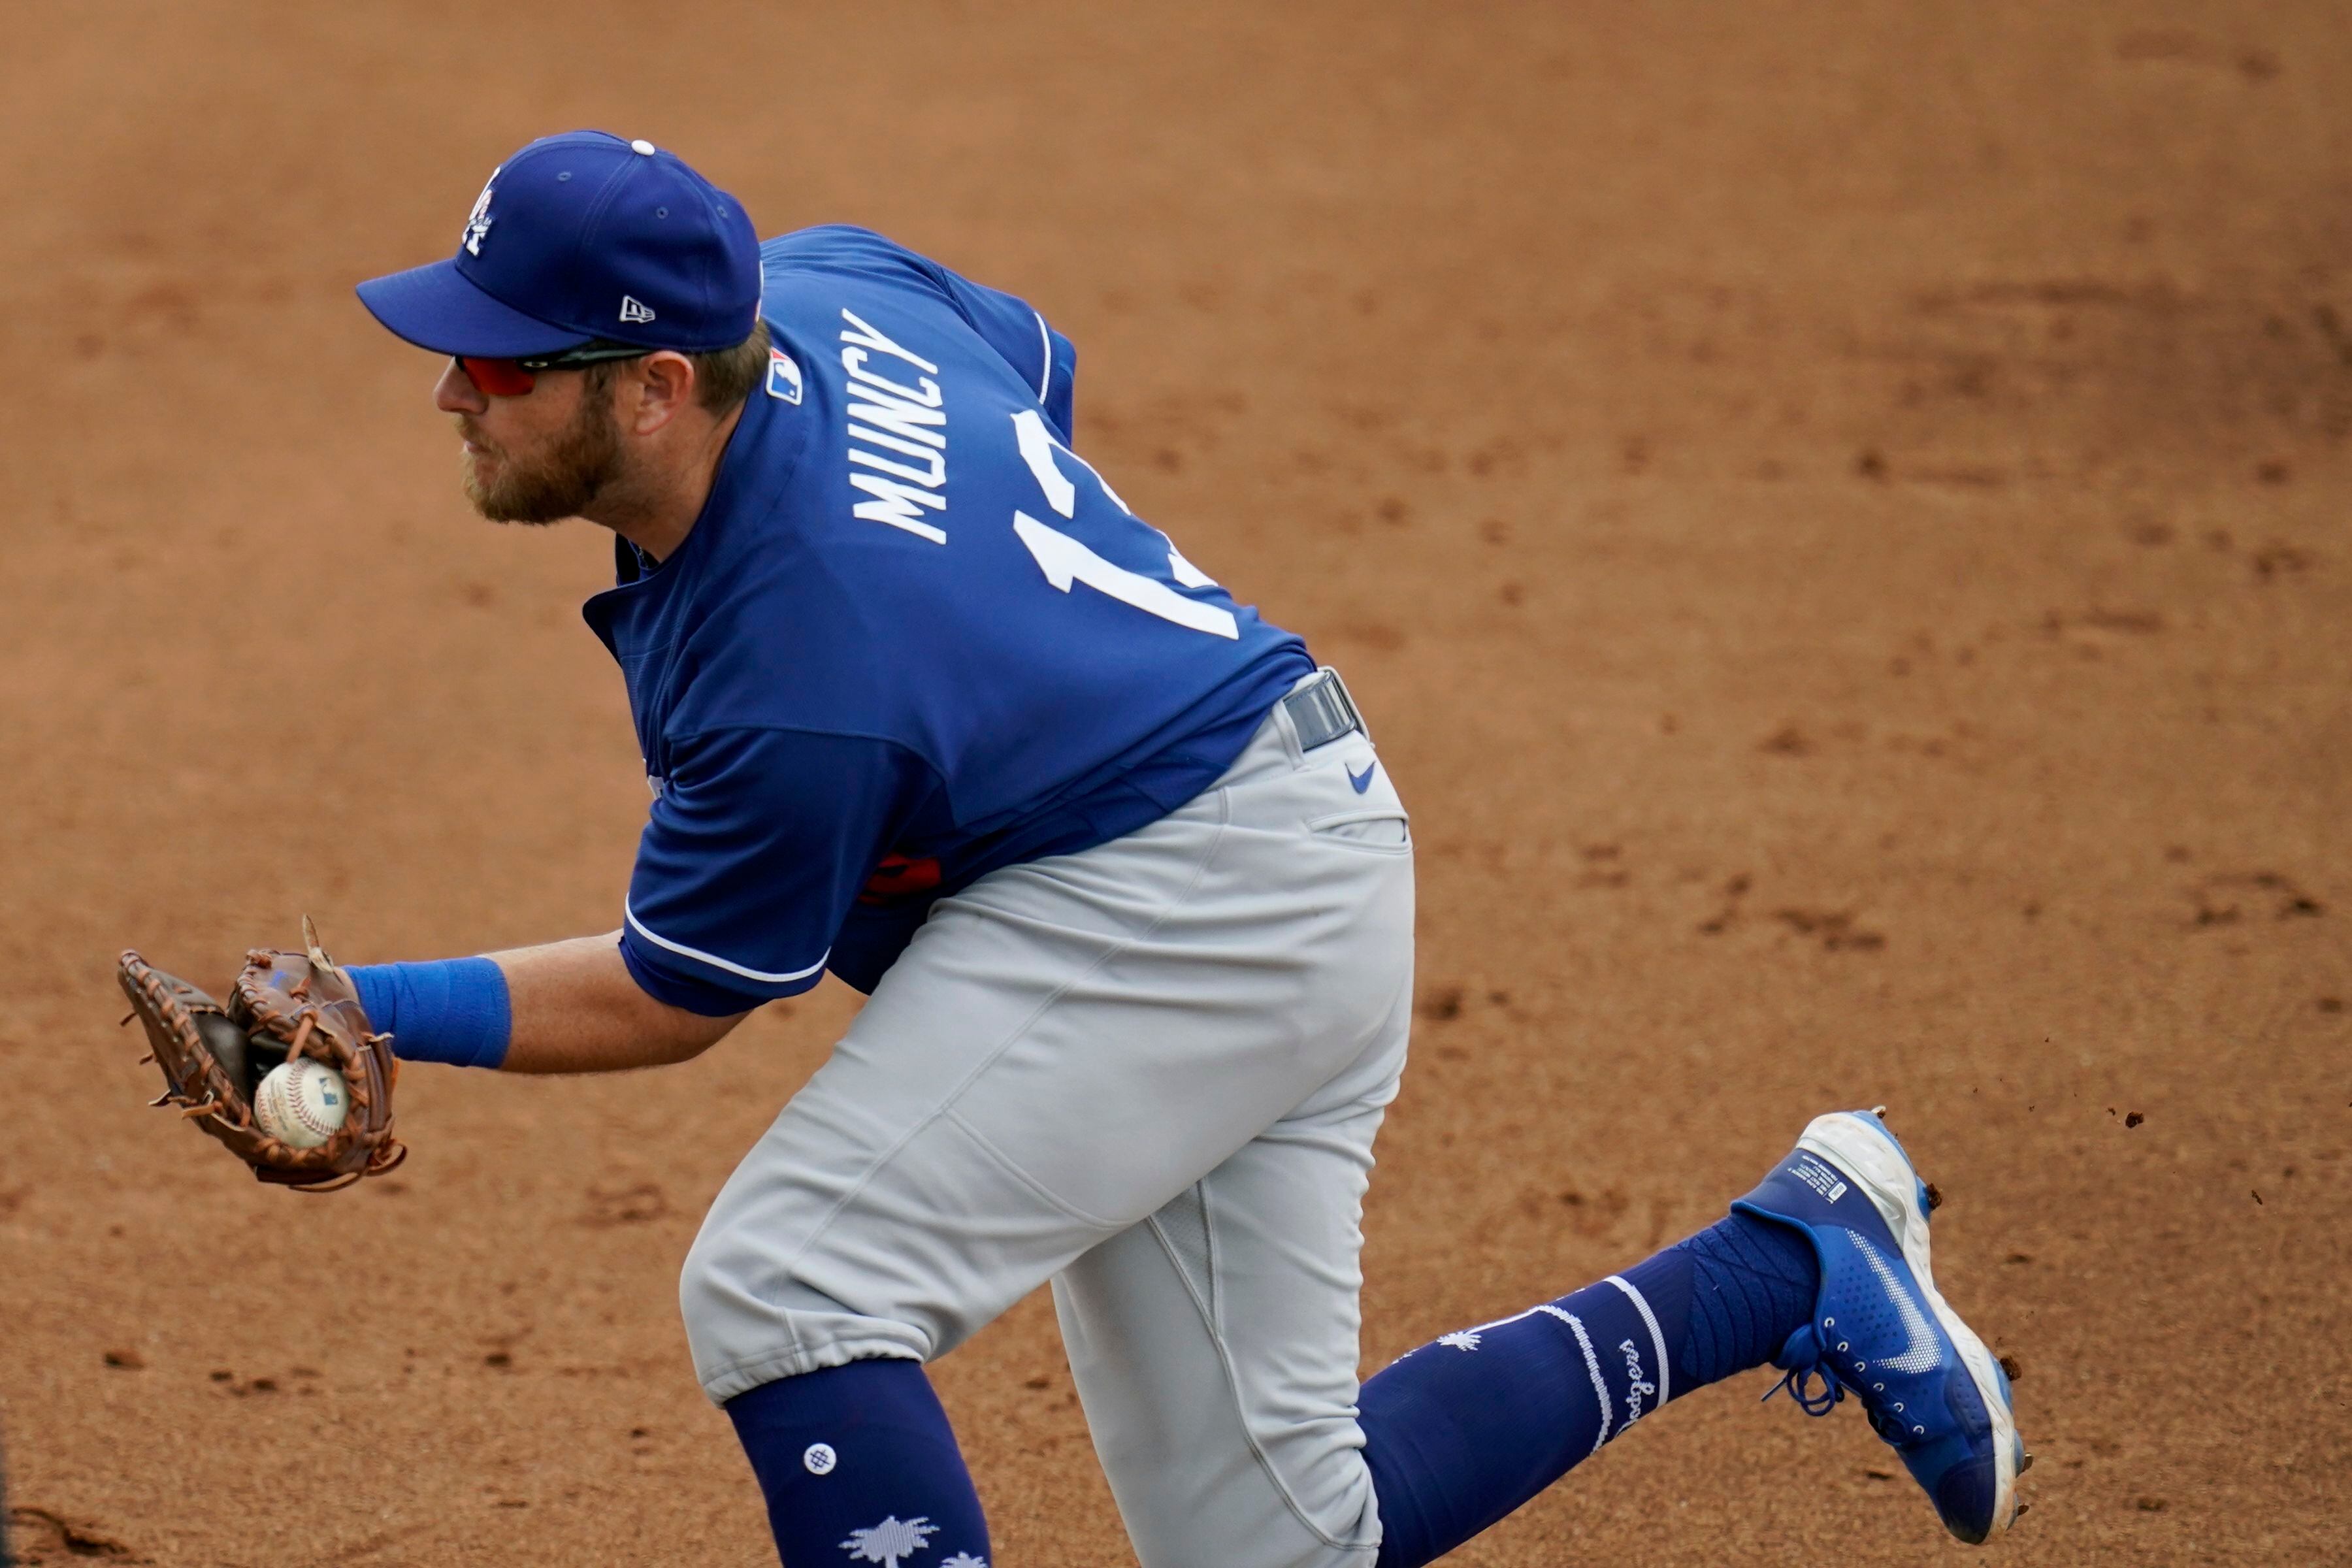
[457,355,536,396]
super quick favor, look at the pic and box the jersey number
[1008,410,1238,640]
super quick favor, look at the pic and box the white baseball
[254,1060,350,1149]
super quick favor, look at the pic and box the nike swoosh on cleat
[1348,761,1377,793]
[1848,1230,1942,1374]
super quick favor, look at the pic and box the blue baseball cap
[357,131,760,358]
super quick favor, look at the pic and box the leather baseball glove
[116,918,404,1192]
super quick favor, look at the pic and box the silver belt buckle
[1284,668,1363,751]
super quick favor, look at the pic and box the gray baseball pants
[679,674,1414,1568]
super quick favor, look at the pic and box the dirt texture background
[4,3,2347,1564]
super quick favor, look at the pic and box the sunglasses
[453,340,651,397]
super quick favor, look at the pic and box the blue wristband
[348,957,513,1070]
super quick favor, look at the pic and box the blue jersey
[585,226,1314,1013]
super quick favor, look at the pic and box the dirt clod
[8,1505,142,1561]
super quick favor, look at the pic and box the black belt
[1282,668,1364,751]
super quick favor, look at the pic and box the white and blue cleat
[1734,1109,2029,1543]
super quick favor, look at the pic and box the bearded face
[455,371,624,524]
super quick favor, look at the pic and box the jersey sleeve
[929,266,1078,442]
[764,225,1079,439]
[619,727,939,1015]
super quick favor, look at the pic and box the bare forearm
[486,932,747,1073]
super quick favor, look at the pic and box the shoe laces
[1761,1324,1846,1418]
[1763,1324,1923,1445]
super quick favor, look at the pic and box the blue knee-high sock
[1360,1211,1818,1568]
[727,1360,992,1568]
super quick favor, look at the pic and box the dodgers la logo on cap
[462,169,497,257]
[356,131,760,359]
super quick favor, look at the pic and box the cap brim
[355,257,593,357]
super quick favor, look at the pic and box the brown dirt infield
[4,3,2347,1563]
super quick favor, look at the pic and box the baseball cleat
[1733,1109,2026,1543]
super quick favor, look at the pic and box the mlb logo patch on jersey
[766,346,804,404]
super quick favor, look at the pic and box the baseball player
[331,131,2027,1563]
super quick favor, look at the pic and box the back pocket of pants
[1308,808,1411,849]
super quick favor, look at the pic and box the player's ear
[625,351,698,436]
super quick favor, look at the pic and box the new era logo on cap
[619,295,657,324]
